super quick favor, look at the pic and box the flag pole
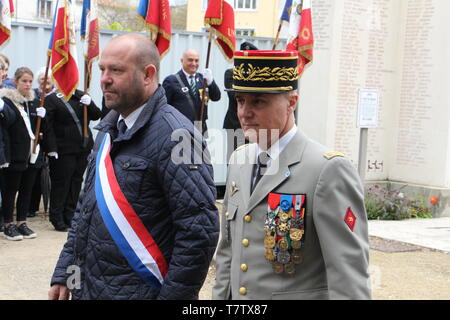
[197,29,213,133]
[272,20,283,50]
[82,59,89,142]
[33,54,51,153]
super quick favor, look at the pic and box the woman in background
[0,67,51,240]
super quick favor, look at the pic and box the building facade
[186,0,285,38]
[10,0,140,27]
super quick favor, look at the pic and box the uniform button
[240,264,248,272]
[123,162,130,169]
[225,211,229,217]
[239,287,247,295]
[244,215,252,223]
[242,239,249,247]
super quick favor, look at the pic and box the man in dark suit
[223,42,258,161]
[45,90,101,231]
[162,49,221,133]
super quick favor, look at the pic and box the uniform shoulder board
[323,151,346,160]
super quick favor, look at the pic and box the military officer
[212,50,371,300]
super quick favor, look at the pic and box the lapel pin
[230,181,239,196]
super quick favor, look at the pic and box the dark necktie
[189,75,197,97]
[252,152,270,193]
[117,119,127,139]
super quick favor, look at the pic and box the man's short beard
[105,72,146,114]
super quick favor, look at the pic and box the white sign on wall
[357,89,379,128]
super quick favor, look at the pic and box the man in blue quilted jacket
[48,33,219,300]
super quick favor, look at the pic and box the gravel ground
[1,215,449,300]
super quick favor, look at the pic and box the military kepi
[229,50,299,93]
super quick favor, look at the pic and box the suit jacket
[162,70,221,131]
[223,68,241,130]
[45,89,101,155]
[213,131,371,300]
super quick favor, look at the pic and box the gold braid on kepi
[227,50,299,93]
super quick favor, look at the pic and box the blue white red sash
[95,133,168,290]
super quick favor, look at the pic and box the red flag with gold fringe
[286,0,314,76]
[204,0,235,61]
[137,0,171,58]
[51,0,79,100]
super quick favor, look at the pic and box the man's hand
[201,69,213,86]
[47,152,58,159]
[48,284,70,300]
[80,94,92,106]
[36,107,46,118]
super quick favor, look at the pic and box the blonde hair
[0,54,10,66]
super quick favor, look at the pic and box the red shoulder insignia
[344,207,356,232]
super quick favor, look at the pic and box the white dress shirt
[117,104,146,132]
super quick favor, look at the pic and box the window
[203,0,257,11]
[236,28,255,36]
[234,0,257,10]
[37,0,53,20]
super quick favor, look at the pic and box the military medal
[265,193,307,275]
[277,222,289,236]
[290,228,303,241]
[265,249,276,261]
[278,237,289,251]
[273,261,284,274]
[277,250,290,264]
[264,233,276,249]
[284,262,296,275]
[291,240,302,249]
[292,250,303,264]
[280,211,290,221]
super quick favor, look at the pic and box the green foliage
[365,185,433,220]
[109,22,132,32]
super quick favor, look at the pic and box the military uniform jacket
[212,131,371,300]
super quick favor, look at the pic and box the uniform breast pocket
[116,155,149,200]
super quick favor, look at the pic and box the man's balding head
[99,33,160,117]
[181,49,200,75]
[105,33,160,76]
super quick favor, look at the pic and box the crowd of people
[1,35,371,300]
[0,53,101,239]
[0,42,245,239]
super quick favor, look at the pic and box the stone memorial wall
[299,0,450,190]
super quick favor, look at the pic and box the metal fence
[2,22,284,184]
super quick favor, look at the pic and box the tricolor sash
[95,133,168,290]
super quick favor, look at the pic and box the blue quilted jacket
[50,86,219,299]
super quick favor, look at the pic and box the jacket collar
[242,130,309,214]
[95,85,167,142]
[0,88,35,104]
